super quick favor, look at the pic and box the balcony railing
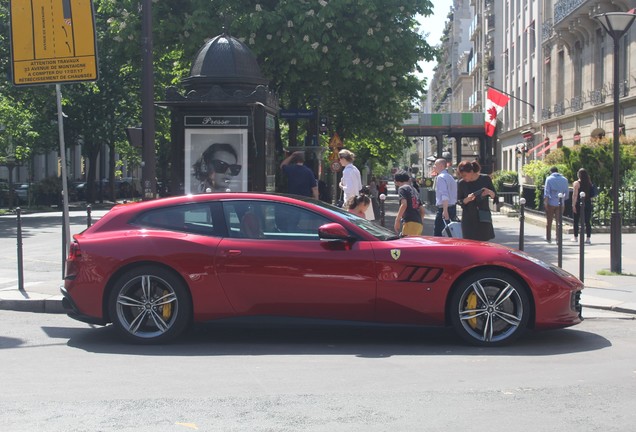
[589,89,605,106]
[542,108,552,120]
[554,0,586,25]
[553,102,565,117]
[570,95,583,112]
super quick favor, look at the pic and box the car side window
[223,201,331,240]
[136,203,220,236]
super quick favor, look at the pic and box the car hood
[386,235,512,251]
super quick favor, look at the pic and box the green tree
[2,0,436,194]
[99,0,435,162]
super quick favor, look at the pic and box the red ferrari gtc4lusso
[61,193,583,346]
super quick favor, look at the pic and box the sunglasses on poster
[206,159,241,176]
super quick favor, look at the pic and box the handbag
[478,209,492,224]
[336,190,344,208]
[442,220,463,238]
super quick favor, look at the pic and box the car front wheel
[450,270,530,346]
[108,266,191,344]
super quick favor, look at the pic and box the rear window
[135,202,221,236]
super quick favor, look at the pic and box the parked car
[69,181,86,201]
[13,183,29,204]
[61,193,583,346]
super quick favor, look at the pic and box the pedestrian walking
[543,166,569,243]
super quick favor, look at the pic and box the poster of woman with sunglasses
[185,130,247,193]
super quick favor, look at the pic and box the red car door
[215,201,377,321]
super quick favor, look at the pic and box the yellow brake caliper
[162,290,172,320]
[466,292,478,329]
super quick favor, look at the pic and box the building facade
[426,0,636,177]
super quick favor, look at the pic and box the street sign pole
[56,85,71,273]
[9,0,98,277]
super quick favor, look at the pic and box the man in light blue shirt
[543,166,570,243]
[433,158,458,236]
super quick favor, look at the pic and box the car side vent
[397,266,443,283]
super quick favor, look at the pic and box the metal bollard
[518,198,526,251]
[16,207,25,292]
[87,204,92,228]
[379,193,386,227]
[557,193,564,268]
[579,191,586,282]
[62,209,66,279]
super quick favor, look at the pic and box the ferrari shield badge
[390,249,401,260]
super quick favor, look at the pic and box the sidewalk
[0,196,635,315]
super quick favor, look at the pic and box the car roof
[85,192,336,232]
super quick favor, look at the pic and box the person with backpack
[393,171,425,236]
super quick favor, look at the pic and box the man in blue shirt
[543,166,570,243]
[280,151,319,199]
[432,158,458,236]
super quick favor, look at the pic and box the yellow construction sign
[10,0,98,86]
[328,132,343,162]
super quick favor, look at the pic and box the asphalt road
[1,309,635,431]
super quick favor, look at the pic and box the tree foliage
[99,0,435,161]
[1,0,436,193]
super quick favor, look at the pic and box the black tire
[450,270,530,347]
[108,265,191,344]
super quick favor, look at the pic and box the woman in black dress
[457,160,497,241]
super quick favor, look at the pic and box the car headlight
[509,250,575,279]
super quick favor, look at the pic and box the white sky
[417,0,453,89]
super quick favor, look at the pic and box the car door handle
[223,249,242,257]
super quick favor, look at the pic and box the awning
[527,138,549,153]
[538,137,562,156]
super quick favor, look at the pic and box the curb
[0,292,66,314]
[1,294,634,316]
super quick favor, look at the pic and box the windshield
[305,198,398,240]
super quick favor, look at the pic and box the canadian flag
[484,88,510,137]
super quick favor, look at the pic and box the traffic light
[319,116,329,135]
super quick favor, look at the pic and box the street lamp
[594,10,636,274]
[141,0,156,200]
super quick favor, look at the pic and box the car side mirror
[318,223,353,241]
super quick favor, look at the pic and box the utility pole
[141,0,156,199]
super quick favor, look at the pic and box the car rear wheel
[108,266,191,344]
[450,270,530,347]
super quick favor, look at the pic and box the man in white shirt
[432,158,458,236]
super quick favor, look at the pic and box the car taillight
[68,242,82,261]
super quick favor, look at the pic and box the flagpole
[486,85,534,111]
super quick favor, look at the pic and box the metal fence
[498,186,636,227]
[593,187,636,227]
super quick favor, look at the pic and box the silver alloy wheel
[456,277,524,344]
[115,274,179,340]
